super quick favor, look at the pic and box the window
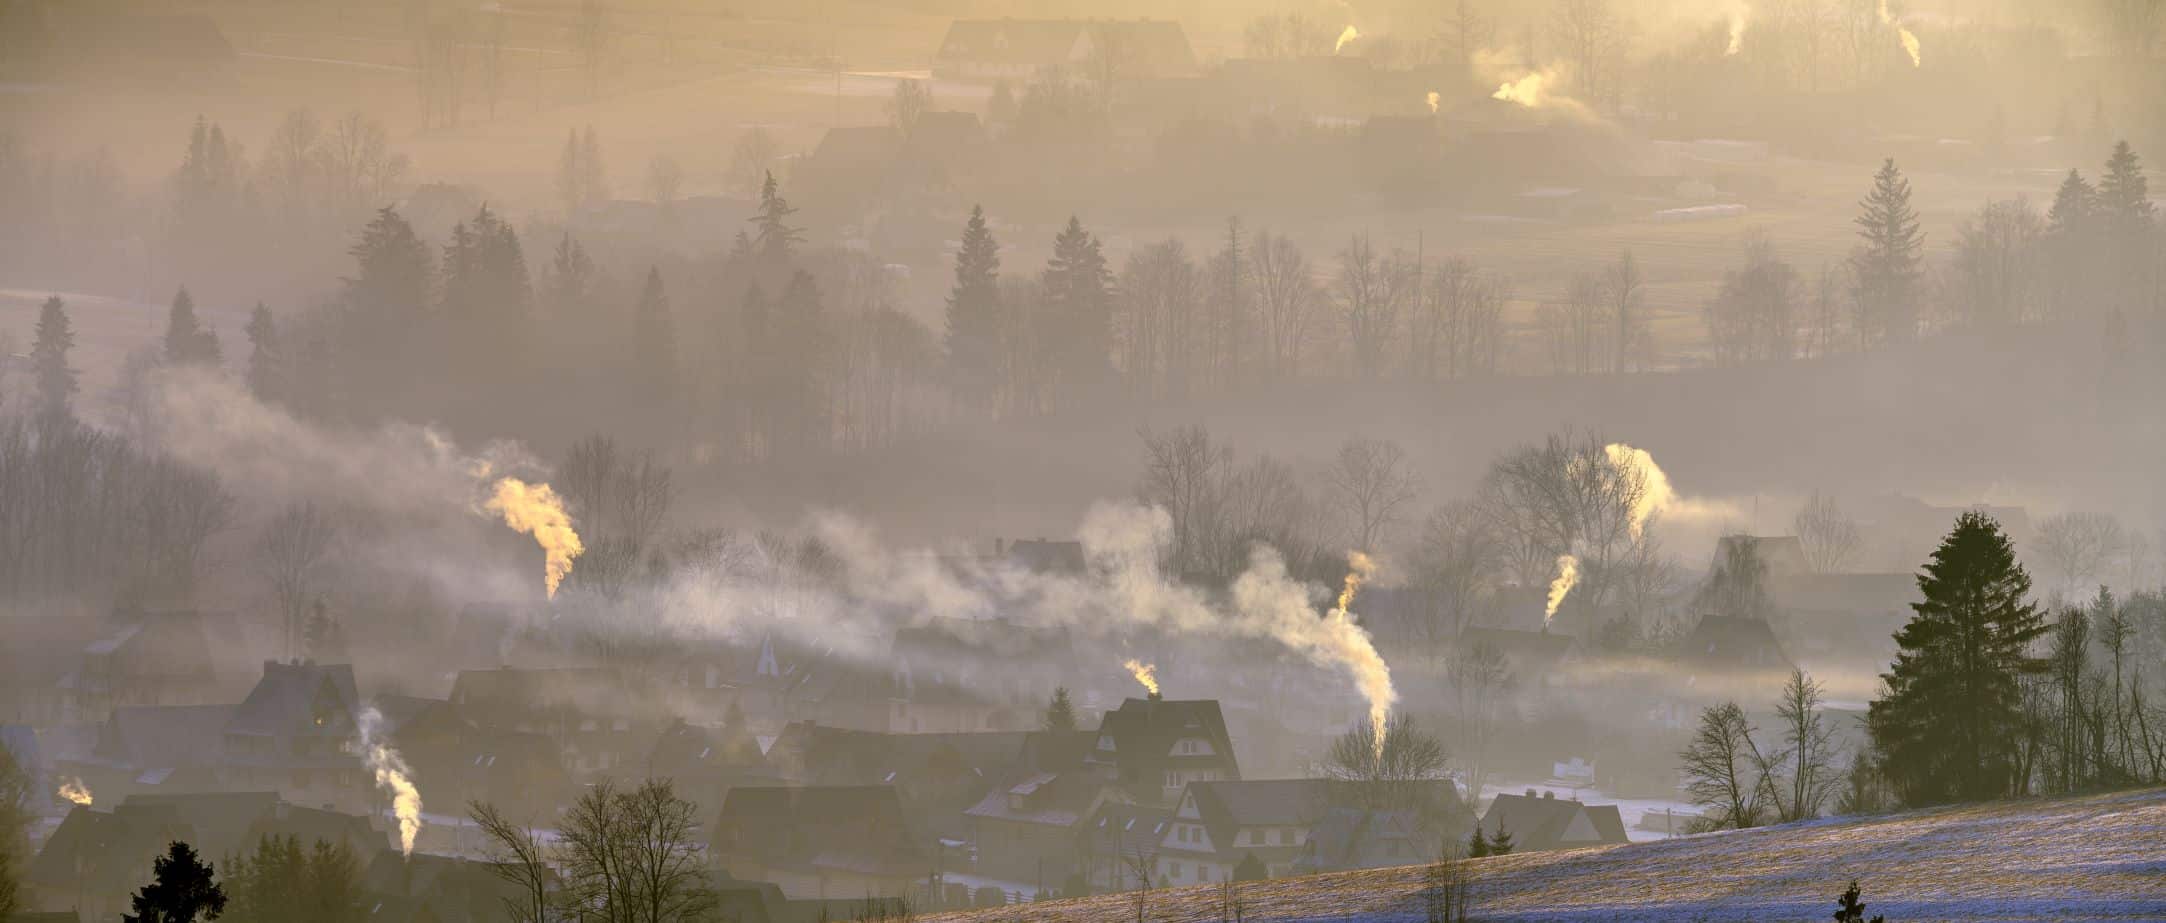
[1200,865,1212,882]
[1169,862,1183,879]
[1268,829,1280,845]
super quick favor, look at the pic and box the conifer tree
[245,303,283,405]
[2097,141,2154,231]
[31,294,76,420]
[1847,159,1924,346]
[632,266,677,404]
[1043,686,1078,732]
[750,172,802,265]
[2095,141,2155,314]
[164,287,222,367]
[125,841,227,923]
[1832,880,1885,923]
[1868,512,2048,806]
[1042,216,1113,402]
[945,205,1002,404]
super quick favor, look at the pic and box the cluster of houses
[0,509,1962,919]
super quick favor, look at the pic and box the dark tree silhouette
[945,205,1003,405]
[31,294,76,420]
[1832,880,1886,923]
[750,171,802,265]
[1044,686,1078,732]
[164,287,223,367]
[1042,216,1113,404]
[631,266,676,405]
[125,841,227,923]
[1848,159,1923,346]
[244,303,283,405]
[1868,512,2048,806]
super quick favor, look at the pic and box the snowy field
[922,788,2166,922]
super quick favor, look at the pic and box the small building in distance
[709,785,931,901]
[1674,614,1793,679]
[1477,789,1629,853]
[933,20,1198,82]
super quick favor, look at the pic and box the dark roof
[1002,539,1086,574]
[1676,615,1792,672]
[647,719,768,779]
[962,771,1107,828]
[710,786,931,880]
[26,803,189,896]
[227,661,359,739]
[1296,806,1431,873]
[1712,536,1811,578]
[1479,792,1628,852]
[1090,698,1237,775]
[1455,628,1576,675]
[360,849,532,921]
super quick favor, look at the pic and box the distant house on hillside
[1454,627,1578,682]
[709,786,931,901]
[1477,789,1628,852]
[1675,615,1793,677]
[1088,697,1240,805]
[1711,535,1810,578]
[1155,779,1471,886]
[933,20,1198,82]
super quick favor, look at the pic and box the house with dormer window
[1086,696,1239,805]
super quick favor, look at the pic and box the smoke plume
[1123,658,1159,696]
[1335,25,1360,54]
[357,706,423,856]
[1545,553,1580,627]
[484,477,585,598]
[58,776,92,806]
[1878,0,1921,67]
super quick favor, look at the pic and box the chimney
[1524,788,1536,798]
[1543,790,1555,800]
[1147,691,1162,702]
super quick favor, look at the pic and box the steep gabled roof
[710,785,931,880]
[227,661,359,739]
[1479,792,1628,852]
[1091,698,1237,774]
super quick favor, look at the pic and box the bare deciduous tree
[1252,230,1320,382]
[1137,424,1232,578]
[1794,492,1862,573]
[468,800,552,923]
[259,501,340,660]
[1680,701,1774,830]
[1412,502,1498,654]
[1328,437,1420,553]
[2035,512,2129,599]
[1771,668,1839,822]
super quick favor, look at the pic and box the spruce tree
[2095,141,2155,314]
[750,172,802,265]
[1467,826,1490,858]
[2097,141,2154,230]
[164,287,222,367]
[1847,159,1924,347]
[2045,170,2099,316]
[2047,169,2096,235]
[1042,216,1113,402]
[125,841,227,923]
[1867,512,2048,806]
[245,304,283,405]
[631,266,677,404]
[1832,880,1885,923]
[945,205,1002,404]
[31,294,77,420]
[1043,686,1078,732]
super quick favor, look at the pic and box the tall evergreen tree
[749,172,802,265]
[1042,216,1113,403]
[944,205,1002,404]
[244,304,284,405]
[31,295,77,420]
[2047,169,2096,235]
[1868,512,2048,806]
[125,841,227,923]
[439,204,531,385]
[2097,141,2154,230]
[2045,170,2099,317]
[631,266,677,404]
[1043,686,1078,732]
[2095,141,2155,315]
[543,233,597,318]
[164,287,222,367]
[1848,159,1924,347]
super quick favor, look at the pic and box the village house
[1154,779,1472,886]
[764,721,1051,841]
[709,785,932,901]
[932,20,1198,83]
[1075,799,1173,893]
[374,693,572,824]
[1674,614,1794,679]
[1087,696,1240,805]
[448,667,663,777]
[1477,789,1629,852]
[218,660,367,804]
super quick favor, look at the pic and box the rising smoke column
[1322,550,1392,759]
[1878,0,1921,66]
[357,707,423,856]
[57,777,92,806]
[1123,659,1159,696]
[485,477,584,598]
[1545,554,1580,628]
[1335,25,1360,54]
